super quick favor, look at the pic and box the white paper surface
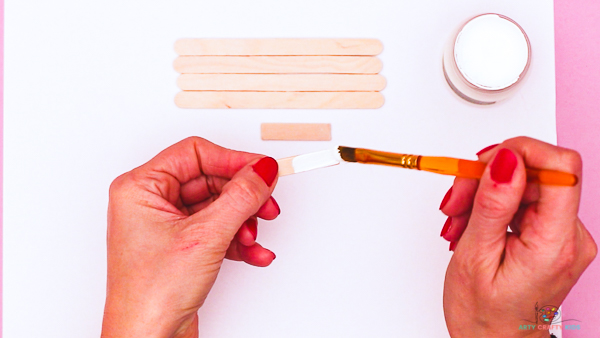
[3,0,556,337]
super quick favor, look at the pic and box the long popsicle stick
[173,56,382,74]
[174,91,385,109]
[175,39,384,56]
[177,74,386,91]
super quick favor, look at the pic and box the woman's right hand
[440,137,596,337]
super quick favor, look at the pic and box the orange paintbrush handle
[347,148,578,187]
[418,157,578,186]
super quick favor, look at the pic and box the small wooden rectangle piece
[173,56,382,74]
[261,123,331,141]
[175,39,383,56]
[175,91,385,109]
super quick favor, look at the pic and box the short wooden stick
[175,39,383,56]
[174,91,385,109]
[277,157,296,177]
[173,56,382,74]
[177,74,386,91]
[261,123,332,141]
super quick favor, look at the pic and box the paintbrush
[277,146,578,186]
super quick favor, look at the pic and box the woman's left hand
[101,137,280,338]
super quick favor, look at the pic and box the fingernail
[449,241,458,251]
[440,217,452,237]
[476,144,500,156]
[439,187,453,210]
[252,157,278,187]
[244,218,258,241]
[271,251,276,260]
[271,196,281,215]
[490,148,518,184]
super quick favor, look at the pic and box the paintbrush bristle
[338,146,357,162]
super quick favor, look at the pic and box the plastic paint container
[443,14,531,105]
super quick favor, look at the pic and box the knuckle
[583,239,598,267]
[559,148,583,173]
[109,172,129,196]
[474,192,511,221]
[555,237,594,272]
[510,136,531,144]
[225,179,263,214]
[108,170,144,200]
[581,223,598,264]
[557,242,578,269]
[587,239,598,264]
[178,136,207,151]
[182,136,203,143]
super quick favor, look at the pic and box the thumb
[195,157,278,239]
[460,148,526,259]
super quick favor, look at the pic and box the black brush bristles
[338,146,357,162]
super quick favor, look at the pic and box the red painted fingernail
[271,251,276,260]
[439,187,453,210]
[440,217,452,237]
[271,196,281,215]
[490,148,518,184]
[244,218,258,241]
[476,144,499,156]
[449,241,458,251]
[252,157,278,187]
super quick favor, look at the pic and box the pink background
[1,0,4,334]
[555,1,600,336]
[0,0,598,336]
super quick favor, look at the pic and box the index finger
[139,136,264,185]
[479,137,582,235]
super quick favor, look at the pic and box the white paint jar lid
[455,14,530,90]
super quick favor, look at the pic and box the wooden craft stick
[261,123,332,141]
[177,74,386,91]
[277,157,296,177]
[175,39,383,56]
[173,56,382,74]
[174,91,385,109]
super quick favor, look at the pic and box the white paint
[455,14,530,90]
[291,148,342,174]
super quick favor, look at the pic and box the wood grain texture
[276,157,296,177]
[261,123,332,141]
[175,38,383,56]
[173,56,382,74]
[174,91,385,109]
[177,74,386,91]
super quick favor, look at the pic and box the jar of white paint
[443,14,531,105]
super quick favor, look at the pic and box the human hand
[439,137,596,337]
[101,137,280,338]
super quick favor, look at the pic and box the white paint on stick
[290,148,342,174]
